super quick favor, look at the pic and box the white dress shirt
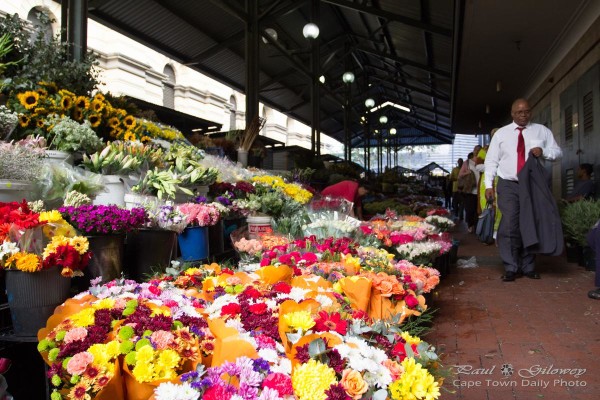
[484,121,562,188]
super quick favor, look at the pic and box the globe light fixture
[261,28,278,44]
[379,115,388,124]
[319,75,326,84]
[342,71,355,83]
[302,23,320,39]
[390,128,397,135]
[365,98,375,108]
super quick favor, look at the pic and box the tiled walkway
[429,222,600,400]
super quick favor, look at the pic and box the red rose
[405,294,419,309]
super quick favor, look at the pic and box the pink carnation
[63,327,88,344]
[151,330,175,349]
[263,372,293,396]
[66,351,94,376]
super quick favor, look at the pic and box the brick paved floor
[428,221,600,400]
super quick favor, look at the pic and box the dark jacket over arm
[518,156,564,256]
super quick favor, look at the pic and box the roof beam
[205,0,247,22]
[320,0,452,37]
[355,45,451,77]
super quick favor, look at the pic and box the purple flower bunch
[59,205,148,235]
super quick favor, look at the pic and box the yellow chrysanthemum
[132,362,154,383]
[401,331,422,345]
[136,345,154,364]
[283,310,315,331]
[6,252,41,272]
[292,359,337,400]
[388,357,440,400]
[93,298,115,310]
[17,91,40,109]
[88,343,114,368]
[70,308,96,328]
[105,340,121,359]
[39,210,63,223]
[184,267,202,276]
[157,349,180,370]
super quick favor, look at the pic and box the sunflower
[93,93,105,102]
[17,91,40,110]
[38,81,58,92]
[107,117,120,127]
[36,118,45,128]
[141,135,151,143]
[110,127,123,139]
[90,99,104,112]
[18,115,30,127]
[36,87,48,97]
[123,130,137,141]
[74,96,90,109]
[123,115,136,129]
[87,112,102,128]
[60,95,74,110]
[73,108,83,121]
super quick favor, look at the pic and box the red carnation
[405,294,419,309]
[271,282,292,294]
[248,302,268,315]
[220,303,241,317]
[243,287,262,300]
[263,372,293,396]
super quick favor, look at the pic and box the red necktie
[516,126,526,173]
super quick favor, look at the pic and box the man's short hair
[580,163,593,176]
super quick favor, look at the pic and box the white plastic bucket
[93,175,126,207]
[247,215,273,239]
[0,180,34,203]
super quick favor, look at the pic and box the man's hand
[485,188,495,201]
[530,147,543,158]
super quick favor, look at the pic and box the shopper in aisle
[320,179,370,220]
[484,98,562,282]
[449,158,464,220]
[565,163,595,202]
[460,151,480,233]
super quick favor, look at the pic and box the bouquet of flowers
[396,241,443,266]
[0,105,18,139]
[0,141,44,182]
[424,215,455,232]
[43,114,104,154]
[177,202,221,227]
[145,203,187,234]
[59,204,148,235]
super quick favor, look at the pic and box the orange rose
[382,359,404,381]
[372,273,404,297]
[340,369,369,399]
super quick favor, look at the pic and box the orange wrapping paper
[207,318,258,367]
[256,265,293,284]
[278,299,321,354]
[338,276,372,312]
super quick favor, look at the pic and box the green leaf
[308,338,327,357]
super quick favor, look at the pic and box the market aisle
[429,223,600,400]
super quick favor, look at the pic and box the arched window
[27,7,54,42]
[229,95,237,130]
[163,65,176,109]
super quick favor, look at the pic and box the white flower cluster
[0,241,19,265]
[302,217,361,239]
[424,215,455,232]
[0,105,18,139]
[396,241,443,262]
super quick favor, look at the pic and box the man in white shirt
[484,98,562,282]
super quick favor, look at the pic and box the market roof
[70,0,596,148]
[416,162,449,175]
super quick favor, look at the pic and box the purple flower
[59,205,148,235]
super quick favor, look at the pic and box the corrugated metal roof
[79,0,456,148]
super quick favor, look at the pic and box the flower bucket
[178,226,209,261]
[93,175,126,207]
[0,180,34,203]
[195,185,209,197]
[45,150,74,166]
[247,215,272,239]
[237,149,248,167]
[5,266,71,337]
[125,229,177,281]
[124,193,159,210]
[76,235,125,289]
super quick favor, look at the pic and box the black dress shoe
[523,272,541,279]
[588,289,600,300]
[502,271,516,282]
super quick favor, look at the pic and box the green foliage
[561,199,600,246]
[0,12,100,95]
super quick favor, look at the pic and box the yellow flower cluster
[10,83,184,143]
[251,175,313,204]
[88,341,121,370]
[40,211,77,238]
[132,345,181,383]
[282,310,315,331]
[401,331,422,346]
[292,359,337,400]
[70,308,97,328]
[43,236,89,258]
[4,252,42,272]
[388,357,440,400]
